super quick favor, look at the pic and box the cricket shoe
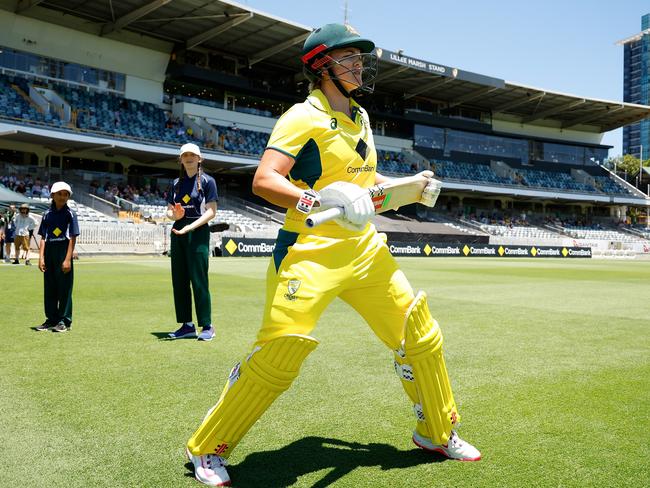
[51,322,68,333]
[413,430,481,461]
[168,323,197,339]
[186,448,231,486]
[198,326,215,341]
[35,321,53,332]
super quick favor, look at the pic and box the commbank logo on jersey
[182,194,191,204]
[284,279,301,301]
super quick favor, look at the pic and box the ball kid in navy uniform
[35,181,80,332]
[166,143,218,341]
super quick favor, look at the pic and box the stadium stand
[376,149,413,174]
[0,73,50,125]
[210,124,269,157]
[137,203,276,233]
[426,157,636,196]
[0,72,194,145]
[0,0,649,259]
[432,159,511,185]
[477,223,563,240]
[561,226,646,243]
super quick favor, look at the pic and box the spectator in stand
[32,179,42,197]
[13,204,37,265]
[41,185,50,199]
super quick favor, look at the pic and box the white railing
[76,222,169,254]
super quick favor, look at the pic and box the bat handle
[305,207,343,228]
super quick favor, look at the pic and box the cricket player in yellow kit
[185,23,480,487]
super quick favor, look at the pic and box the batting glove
[319,181,374,231]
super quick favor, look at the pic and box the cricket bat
[306,171,441,228]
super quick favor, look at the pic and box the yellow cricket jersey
[266,89,377,237]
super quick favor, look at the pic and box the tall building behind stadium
[621,13,650,161]
[1,1,650,258]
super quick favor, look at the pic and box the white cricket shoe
[413,430,481,461]
[198,326,215,341]
[186,448,231,486]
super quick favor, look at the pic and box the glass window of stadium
[415,125,527,161]
[224,92,285,118]
[414,125,445,149]
[585,147,608,165]
[445,129,528,161]
[542,142,585,165]
[0,46,125,92]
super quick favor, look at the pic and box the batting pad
[187,334,319,457]
[394,347,431,439]
[403,291,459,446]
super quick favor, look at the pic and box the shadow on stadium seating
[184,435,444,487]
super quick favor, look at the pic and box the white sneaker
[198,326,215,341]
[413,430,481,461]
[186,448,231,486]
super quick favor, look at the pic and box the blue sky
[240,0,649,157]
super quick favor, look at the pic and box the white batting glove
[415,170,442,207]
[319,181,375,231]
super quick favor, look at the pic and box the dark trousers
[170,219,211,327]
[43,241,73,326]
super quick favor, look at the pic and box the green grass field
[1,257,649,487]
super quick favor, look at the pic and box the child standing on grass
[166,143,218,341]
[35,182,80,333]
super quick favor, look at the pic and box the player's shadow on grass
[151,332,173,341]
[150,332,193,340]
[185,436,444,487]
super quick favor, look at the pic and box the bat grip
[305,207,343,228]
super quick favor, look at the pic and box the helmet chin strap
[326,67,352,98]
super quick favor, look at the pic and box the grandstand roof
[12,0,650,133]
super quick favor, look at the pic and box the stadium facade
[1,1,650,256]
[620,13,650,161]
